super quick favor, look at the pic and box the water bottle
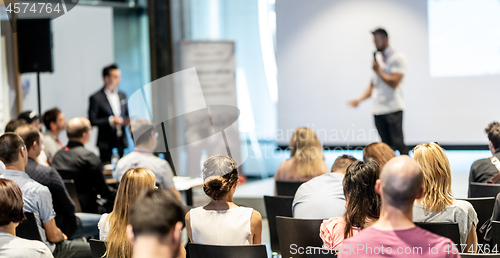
[200,150,208,177]
[111,148,119,171]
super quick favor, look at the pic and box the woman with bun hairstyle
[185,155,262,245]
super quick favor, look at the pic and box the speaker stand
[36,72,41,116]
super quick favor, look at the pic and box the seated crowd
[1,106,500,257]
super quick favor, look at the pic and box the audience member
[0,133,91,258]
[51,117,113,213]
[0,178,53,258]
[469,122,500,184]
[320,159,381,249]
[42,108,67,163]
[18,110,42,131]
[4,119,26,133]
[363,142,395,168]
[339,156,459,257]
[114,119,180,200]
[88,64,130,163]
[293,155,357,219]
[99,168,156,258]
[15,125,100,239]
[127,189,185,258]
[480,192,500,243]
[274,127,328,182]
[413,142,478,252]
[186,155,262,245]
[18,110,49,166]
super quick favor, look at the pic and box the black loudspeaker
[17,19,53,73]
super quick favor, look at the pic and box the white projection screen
[276,0,500,147]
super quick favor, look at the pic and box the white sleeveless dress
[190,206,254,245]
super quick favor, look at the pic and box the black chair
[263,195,294,256]
[468,182,500,198]
[187,243,267,258]
[63,179,82,213]
[414,222,460,245]
[276,216,324,258]
[16,212,42,241]
[491,221,500,250]
[276,181,304,196]
[457,197,495,244]
[89,239,106,258]
[306,247,337,258]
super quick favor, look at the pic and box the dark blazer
[88,87,129,149]
[25,158,79,237]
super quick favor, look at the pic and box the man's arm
[372,59,405,89]
[43,218,67,243]
[88,96,111,127]
[348,83,373,107]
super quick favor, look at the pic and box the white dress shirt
[104,88,122,137]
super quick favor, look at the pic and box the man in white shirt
[115,119,181,201]
[88,64,130,163]
[349,28,409,154]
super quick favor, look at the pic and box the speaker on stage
[17,19,53,73]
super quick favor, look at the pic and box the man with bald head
[52,117,112,213]
[339,156,459,257]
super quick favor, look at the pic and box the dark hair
[42,108,61,130]
[0,133,25,165]
[66,121,90,139]
[343,159,381,239]
[363,142,395,169]
[372,28,388,38]
[486,122,500,151]
[331,155,357,173]
[0,179,25,226]
[15,125,40,152]
[102,64,119,78]
[129,189,185,237]
[4,119,26,133]
[203,170,239,200]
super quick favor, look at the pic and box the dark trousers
[99,146,124,164]
[374,110,409,155]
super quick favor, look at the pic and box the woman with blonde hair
[413,142,478,253]
[274,127,328,182]
[98,168,156,258]
[363,142,395,168]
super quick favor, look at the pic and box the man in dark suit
[88,64,130,163]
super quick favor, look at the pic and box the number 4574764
[5,3,61,14]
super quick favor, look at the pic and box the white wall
[276,0,500,146]
[21,5,114,152]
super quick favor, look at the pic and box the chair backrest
[276,181,304,196]
[187,243,267,258]
[468,182,500,198]
[263,195,294,255]
[16,212,42,241]
[457,197,495,244]
[89,239,106,258]
[491,221,500,249]
[63,179,83,213]
[306,247,338,258]
[60,170,98,213]
[414,222,460,245]
[276,216,324,258]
